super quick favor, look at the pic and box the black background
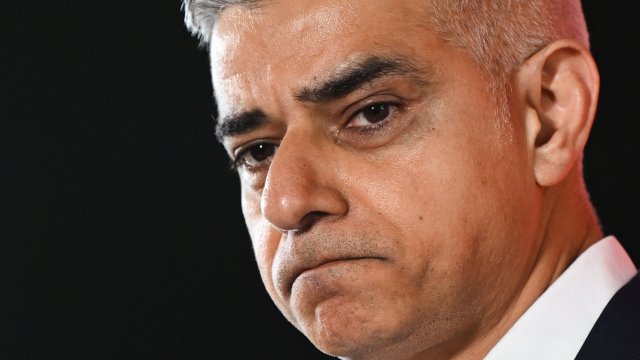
[3,1,639,359]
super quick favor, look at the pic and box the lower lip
[294,257,382,283]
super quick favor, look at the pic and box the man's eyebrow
[215,56,428,142]
[294,55,425,103]
[215,109,268,142]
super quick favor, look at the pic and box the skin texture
[209,0,602,359]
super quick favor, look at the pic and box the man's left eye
[233,141,279,171]
[348,103,396,128]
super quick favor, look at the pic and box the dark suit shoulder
[575,273,640,360]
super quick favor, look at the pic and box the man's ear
[514,39,600,187]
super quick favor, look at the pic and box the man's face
[211,0,543,357]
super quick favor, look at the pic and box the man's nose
[260,128,348,233]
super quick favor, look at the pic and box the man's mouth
[287,256,386,294]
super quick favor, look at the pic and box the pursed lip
[286,256,386,294]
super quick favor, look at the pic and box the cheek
[241,187,305,304]
[241,189,277,279]
[240,187,261,240]
[360,119,522,272]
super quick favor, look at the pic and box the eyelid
[344,98,405,128]
[232,138,280,158]
[232,138,280,170]
[343,92,405,116]
[337,77,413,110]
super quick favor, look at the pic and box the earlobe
[516,40,600,187]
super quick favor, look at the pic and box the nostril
[297,211,329,233]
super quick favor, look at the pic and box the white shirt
[485,236,638,360]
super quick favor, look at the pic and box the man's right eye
[233,142,279,170]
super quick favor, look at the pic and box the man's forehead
[211,0,354,41]
[210,0,433,75]
[209,2,353,109]
[208,0,439,117]
[210,0,431,54]
[209,2,356,72]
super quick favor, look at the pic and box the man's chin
[281,260,417,357]
[305,322,381,359]
[293,295,411,359]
